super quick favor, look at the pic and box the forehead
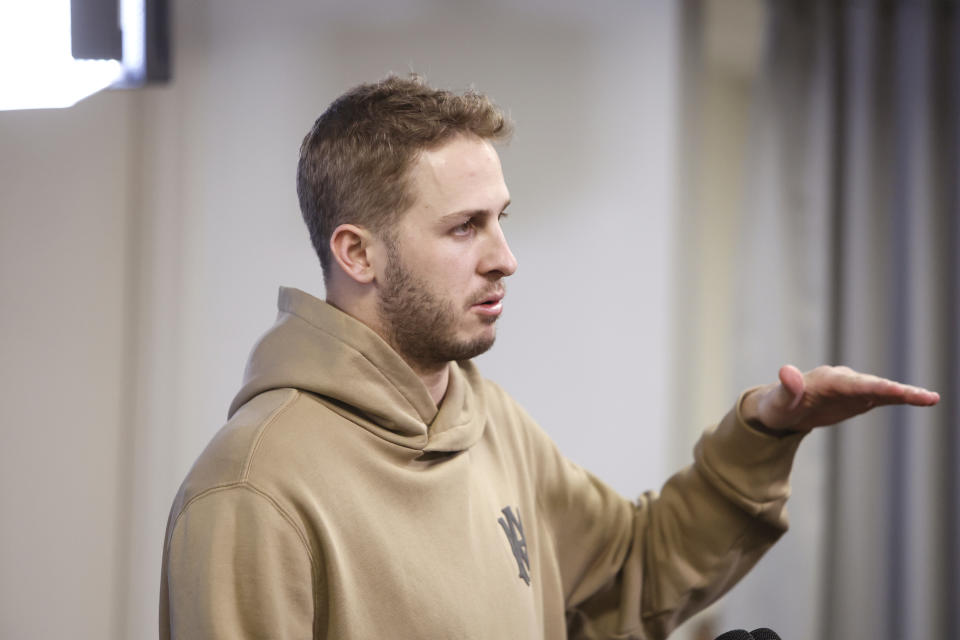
[404,135,509,217]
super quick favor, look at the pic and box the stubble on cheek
[377,247,497,368]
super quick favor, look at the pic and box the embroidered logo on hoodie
[498,506,531,586]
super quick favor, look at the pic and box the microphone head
[750,628,782,640]
[713,631,754,640]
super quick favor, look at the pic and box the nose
[482,224,518,278]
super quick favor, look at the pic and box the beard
[377,241,499,370]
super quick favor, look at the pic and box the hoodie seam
[172,481,319,567]
[241,389,300,480]
[283,309,432,420]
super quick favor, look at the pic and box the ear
[329,223,377,284]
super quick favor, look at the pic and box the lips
[470,288,505,316]
[471,289,505,307]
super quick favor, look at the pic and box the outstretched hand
[740,365,940,434]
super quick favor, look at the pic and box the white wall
[0,93,134,638]
[0,1,681,637]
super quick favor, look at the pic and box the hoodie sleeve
[160,483,319,640]
[527,392,805,640]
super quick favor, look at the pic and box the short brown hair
[296,74,513,277]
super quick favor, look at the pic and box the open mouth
[473,290,504,306]
[472,292,504,316]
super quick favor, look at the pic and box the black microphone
[713,628,783,640]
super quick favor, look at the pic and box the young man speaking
[159,75,939,639]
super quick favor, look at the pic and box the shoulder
[476,375,531,423]
[173,389,299,502]
[169,387,348,521]
[479,375,552,434]
[164,387,340,561]
[472,374,563,470]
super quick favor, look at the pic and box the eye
[452,219,475,236]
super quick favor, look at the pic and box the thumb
[778,364,805,411]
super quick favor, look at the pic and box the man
[159,75,939,639]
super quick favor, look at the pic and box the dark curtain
[682,1,959,638]
[818,2,960,639]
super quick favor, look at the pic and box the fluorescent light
[118,0,144,86]
[0,0,125,111]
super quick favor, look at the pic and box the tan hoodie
[160,287,805,639]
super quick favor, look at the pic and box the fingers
[848,373,939,406]
[903,385,940,406]
[753,364,940,432]
[808,365,940,406]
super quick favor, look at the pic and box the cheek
[433,268,470,300]
[415,249,477,287]
[397,235,480,299]
[440,256,479,291]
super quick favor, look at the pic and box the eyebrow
[438,200,511,223]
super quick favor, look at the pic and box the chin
[451,331,497,361]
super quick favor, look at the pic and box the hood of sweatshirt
[228,287,487,453]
